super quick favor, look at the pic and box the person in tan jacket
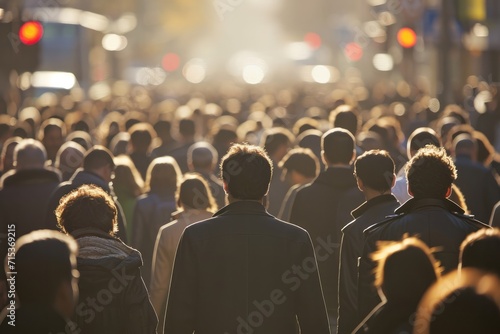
[150,173,217,332]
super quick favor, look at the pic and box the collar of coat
[313,166,357,189]
[213,200,270,217]
[395,197,465,215]
[351,194,399,219]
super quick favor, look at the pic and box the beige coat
[150,209,213,331]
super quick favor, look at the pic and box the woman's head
[56,184,118,236]
[177,173,216,212]
[144,156,182,196]
[372,236,441,303]
[113,155,144,197]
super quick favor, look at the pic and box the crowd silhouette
[1,77,500,333]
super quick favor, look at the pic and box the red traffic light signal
[397,27,417,48]
[19,21,43,45]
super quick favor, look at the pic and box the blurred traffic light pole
[439,0,453,105]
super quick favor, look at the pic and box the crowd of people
[0,77,500,333]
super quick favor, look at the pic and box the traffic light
[397,27,417,48]
[0,20,42,73]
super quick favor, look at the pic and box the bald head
[14,139,47,170]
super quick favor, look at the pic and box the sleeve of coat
[357,234,381,322]
[124,269,159,334]
[163,227,197,334]
[289,189,305,227]
[295,232,331,334]
[337,231,359,334]
[150,226,173,334]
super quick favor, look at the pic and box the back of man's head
[261,128,294,159]
[329,105,360,136]
[405,145,457,199]
[407,127,441,158]
[322,128,355,166]
[453,134,476,159]
[188,142,218,171]
[220,143,273,200]
[128,122,156,153]
[14,138,47,170]
[12,230,77,307]
[279,148,319,179]
[354,150,395,192]
[460,228,500,277]
[83,146,114,171]
[179,118,196,138]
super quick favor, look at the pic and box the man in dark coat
[337,150,400,334]
[451,134,500,222]
[165,143,330,334]
[358,145,489,321]
[290,128,364,329]
[0,139,61,238]
[0,139,61,299]
[0,230,80,334]
[45,146,128,242]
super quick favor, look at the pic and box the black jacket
[337,194,400,334]
[357,198,489,320]
[45,169,128,242]
[454,155,500,222]
[71,228,158,334]
[164,200,330,334]
[0,168,61,280]
[0,303,77,334]
[290,166,364,316]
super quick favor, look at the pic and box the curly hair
[56,184,118,236]
[220,143,273,200]
[405,145,457,199]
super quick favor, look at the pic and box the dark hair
[13,230,77,305]
[220,143,273,200]
[154,120,172,141]
[56,184,118,236]
[261,128,294,156]
[329,105,360,136]
[177,173,216,212]
[293,117,319,137]
[354,150,395,192]
[128,122,156,152]
[67,130,93,151]
[83,146,115,171]
[407,127,440,158]
[279,148,319,179]
[405,145,457,199]
[39,118,66,141]
[179,118,196,137]
[372,237,441,303]
[188,142,218,170]
[460,228,500,277]
[322,128,355,165]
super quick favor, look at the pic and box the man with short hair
[0,230,79,333]
[290,128,364,330]
[277,147,320,221]
[452,134,500,222]
[187,141,225,209]
[169,118,196,174]
[358,145,489,320]
[45,146,128,242]
[165,143,329,333]
[337,150,399,334]
[261,128,295,216]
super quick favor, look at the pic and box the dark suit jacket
[290,166,364,317]
[337,194,400,334]
[358,198,489,320]
[164,200,330,334]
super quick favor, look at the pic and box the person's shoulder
[363,213,404,237]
